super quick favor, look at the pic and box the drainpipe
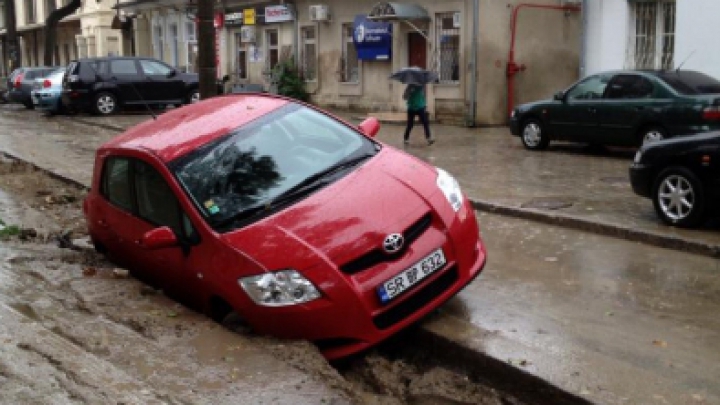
[507,3,581,118]
[468,0,479,127]
[579,0,587,78]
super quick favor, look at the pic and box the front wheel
[94,92,118,115]
[652,166,705,227]
[520,119,550,150]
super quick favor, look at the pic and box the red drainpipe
[507,3,582,118]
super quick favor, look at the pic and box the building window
[185,21,197,73]
[627,0,675,70]
[300,26,317,81]
[25,0,36,23]
[153,24,164,61]
[341,23,359,83]
[0,3,5,29]
[265,29,279,72]
[435,12,460,84]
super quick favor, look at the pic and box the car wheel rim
[644,130,664,143]
[523,123,541,147]
[191,92,200,103]
[98,96,115,114]
[658,175,694,221]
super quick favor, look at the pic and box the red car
[84,94,487,359]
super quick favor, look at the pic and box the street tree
[4,0,22,71]
[43,0,82,66]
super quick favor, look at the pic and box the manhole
[521,197,574,210]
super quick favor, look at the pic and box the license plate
[377,248,446,304]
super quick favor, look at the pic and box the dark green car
[509,70,720,150]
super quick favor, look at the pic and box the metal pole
[468,0,479,127]
[197,0,217,99]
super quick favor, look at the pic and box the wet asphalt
[1,103,719,404]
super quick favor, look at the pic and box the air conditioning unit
[240,26,256,43]
[309,5,330,22]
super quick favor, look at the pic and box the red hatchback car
[84,94,487,359]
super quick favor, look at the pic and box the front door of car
[106,59,144,103]
[596,74,658,146]
[138,59,184,103]
[545,74,610,142]
[112,157,205,307]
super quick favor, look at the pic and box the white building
[583,0,720,80]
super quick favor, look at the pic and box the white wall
[583,0,629,76]
[675,0,720,79]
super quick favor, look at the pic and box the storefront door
[408,32,427,69]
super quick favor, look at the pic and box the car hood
[179,72,199,83]
[219,148,441,271]
[517,99,554,112]
[641,131,720,159]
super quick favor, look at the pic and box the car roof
[103,94,291,163]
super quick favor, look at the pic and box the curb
[0,151,89,191]
[67,116,126,133]
[470,199,720,258]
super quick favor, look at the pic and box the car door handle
[634,106,645,111]
[588,107,597,113]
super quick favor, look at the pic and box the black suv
[62,57,199,115]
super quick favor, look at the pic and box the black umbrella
[389,67,439,85]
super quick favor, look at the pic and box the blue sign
[353,15,392,61]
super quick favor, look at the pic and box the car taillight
[43,79,52,88]
[702,106,720,120]
[14,74,23,88]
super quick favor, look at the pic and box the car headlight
[510,109,517,119]
[239,270,321,307]
[633,150,643,164]
[436,168,464,212]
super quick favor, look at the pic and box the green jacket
[406,86,426,111]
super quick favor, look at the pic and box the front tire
[652,166,705,227]
[520,119,550,150]
[94,92,119,115]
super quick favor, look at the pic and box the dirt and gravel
[0,155,526,404]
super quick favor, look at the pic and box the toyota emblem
[383,233,405,254]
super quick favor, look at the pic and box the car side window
[134,160,196,240]
[566,75,610,100]
[139,60,173,76]
[101,157,133,211]
[110,60,139,75]
[604,75,654,99]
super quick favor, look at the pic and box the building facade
[121,0,581,126]
[0,0,127,76]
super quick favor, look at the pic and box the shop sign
[353,15,392,61]
[225,11,244,27]
[265,5,294,23]
[244,8,256,25]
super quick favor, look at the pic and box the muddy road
[0,155,529,404]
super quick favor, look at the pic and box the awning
[368,2,430,21]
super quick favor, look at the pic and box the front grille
[373,266,458,330]
[340,213,433,275]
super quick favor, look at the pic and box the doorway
[407,32,427,69]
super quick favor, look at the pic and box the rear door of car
[105,58,144,103]
[545,74,609,141]
[595,74,664,146]
[138,59,184,103]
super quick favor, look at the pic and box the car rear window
[658,71,720,95]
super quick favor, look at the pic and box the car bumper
[509,115,521,136]
[629,163,654,198]
[32,91,62,111]
[236,197,487,360]
[7,90,30,104]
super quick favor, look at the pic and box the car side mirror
[358,117,380,138]
[141,226,178,250]
[553,91,566,101]
[166,69,177,78]
[222,75,230,83]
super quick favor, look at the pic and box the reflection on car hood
[517,99,553,111]
[219,148,439,271]
[641,131,720,160]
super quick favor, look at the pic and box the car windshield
[171,103,379,232]
[658,71,720,95]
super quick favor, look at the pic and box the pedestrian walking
[403,84,435,146]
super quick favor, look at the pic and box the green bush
[272,61,310,102]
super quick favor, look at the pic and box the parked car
[31,68,67,114]
[630,131,720,227]
[6,66,62,109]
[83,94,487,359]
[62,56,199,115]
[510,70,720,150]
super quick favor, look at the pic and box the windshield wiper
[270,152,375,207]
[213,203,271,230]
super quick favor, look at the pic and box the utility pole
[196,0,217,99]
[5,0,22,71]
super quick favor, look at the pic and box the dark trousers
[404,108,431,140]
